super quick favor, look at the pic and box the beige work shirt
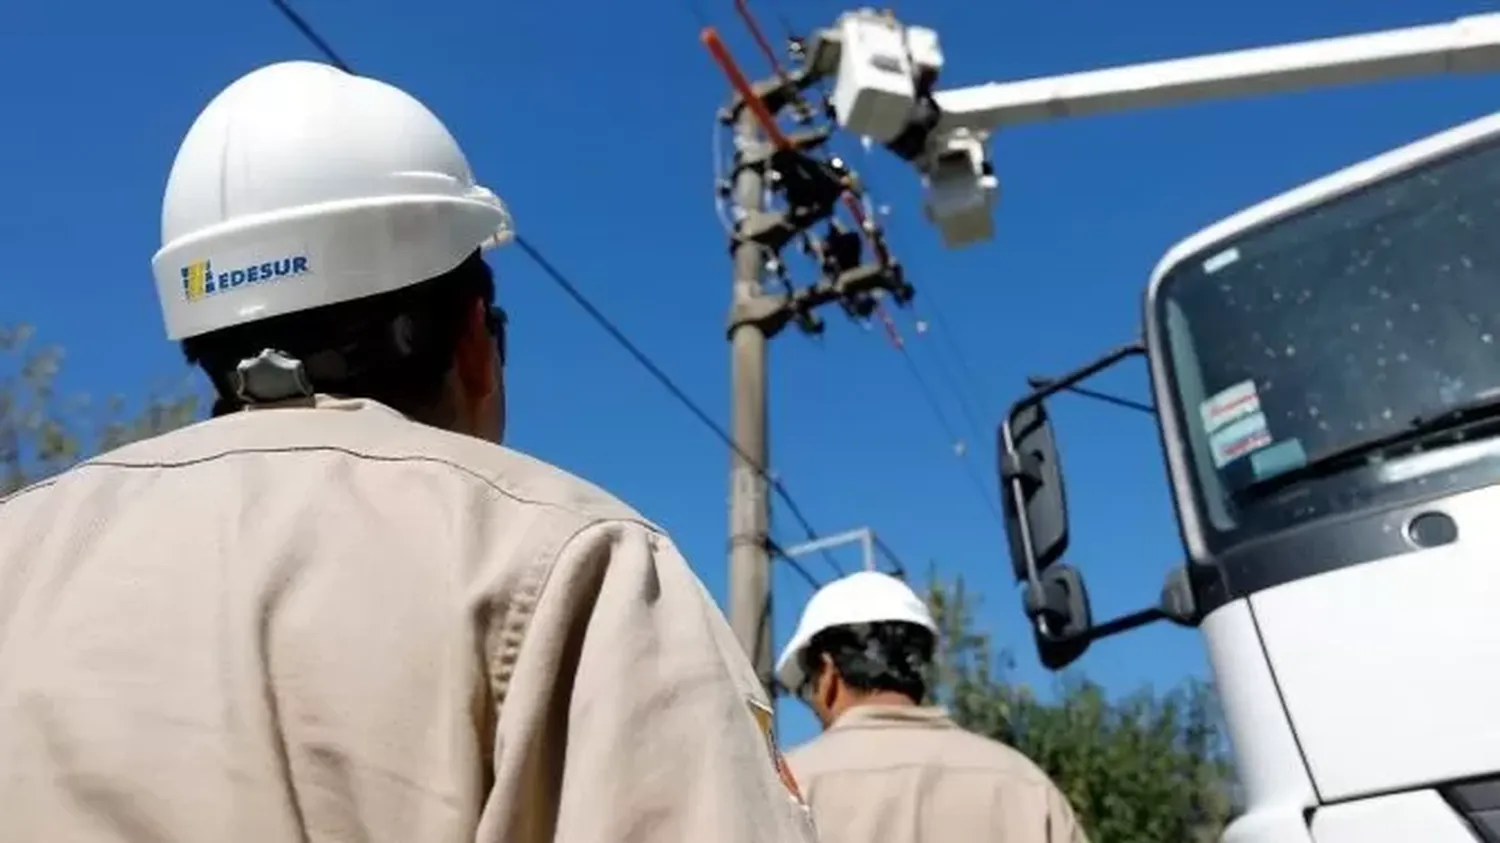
[786,704,1088,843]
[0,396,816,843]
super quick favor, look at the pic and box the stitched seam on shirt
[19,449,669,719]
[488,518,667,714]
[51,444,659,526]
[804,764,1057,801]
[0,476,60,507]
[486,554,549,712]
[834,720,955,733]
[808,760,1047,776]
[8,450,675,730]
[804,765,1062,812]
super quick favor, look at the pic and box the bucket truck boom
[799,10,1500,247]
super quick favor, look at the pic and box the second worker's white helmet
[151,61,514,341]
[775,571,938,697]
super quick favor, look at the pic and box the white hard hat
[151,61,514,341]
[775,571,938,697]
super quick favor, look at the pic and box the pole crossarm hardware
[730,132,842,253]
[783,527,877,573]
[783,526,912,577]
[729,262,913,340]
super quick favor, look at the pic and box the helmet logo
[180,255,311,302]
[182,260,213,302]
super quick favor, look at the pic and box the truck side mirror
[1023,564,1094,670]
[998,400,1070,582]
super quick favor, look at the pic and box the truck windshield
[1153,135,1500,550]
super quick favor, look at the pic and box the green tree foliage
[0,324,202,494]
[926,572,1238,843]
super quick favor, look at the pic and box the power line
[269,0,351,72]
[891,341,1006,522]
[872,533,911,579]
[912,288,998,427]
[766,537,823,590]
[905,301,990,451]
[680,0,710,29]
[515,238,843,580]
[267,0,841,584]
[840,161,1004,524]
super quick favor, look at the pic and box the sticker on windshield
[1210,413,1273,468]
[1250,438,1307,480]
[1200,379,1261,435]
[1202,247,1240,275]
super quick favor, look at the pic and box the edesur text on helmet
[181,255,311,302]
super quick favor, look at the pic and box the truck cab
[997,111,1500,843]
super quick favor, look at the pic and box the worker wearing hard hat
[0,62,814,843]
[778,571,1089,843]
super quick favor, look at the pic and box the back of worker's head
[152,61,515,439]
[775,571,939,728]
[803,619,935,714]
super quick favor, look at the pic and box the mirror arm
[1002,341,1152,665]
[1025,377,1156,417]
[999,416,1049,596]
[1011,341,1146,415]
[1083,606,1166,640]
[1028,564,1203,667]
[1035,605,1165,648]
[998,450,1041,494]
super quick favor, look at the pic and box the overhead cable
[266,0,843,583]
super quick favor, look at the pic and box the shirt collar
[828,704,958,733]
[242,394,409,420]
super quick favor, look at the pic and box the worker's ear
[816,652,840,707]
[454,298,499,399]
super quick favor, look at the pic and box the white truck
[998,107,1500,843]
[804,9,1500,842]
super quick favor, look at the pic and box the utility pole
[728,109,775,698]
[706,26,916,702]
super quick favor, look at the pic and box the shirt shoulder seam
[42,443,656,525]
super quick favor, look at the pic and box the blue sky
[5,0,1500,748]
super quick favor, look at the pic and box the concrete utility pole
[728,109,775,698]
[708,27,916,701]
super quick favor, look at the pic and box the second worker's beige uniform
[786,704,1087,843]
[0,397,816,843]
